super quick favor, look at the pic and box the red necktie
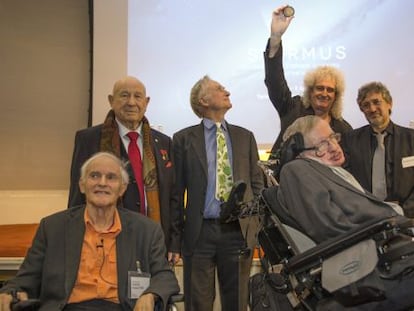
[127,132,145,215]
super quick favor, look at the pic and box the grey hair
[357,81,393,106]
[80,152,129,185]
[190,75,212,118]
[302,66,345,120]
[283,115,322,146]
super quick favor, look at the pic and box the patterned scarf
[100,110,161,222]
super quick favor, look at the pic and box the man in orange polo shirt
[0,152,179,311]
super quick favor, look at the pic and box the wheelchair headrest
[274,132,312,179]
[280,133,305,163]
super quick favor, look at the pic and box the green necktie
[215,123,233,201]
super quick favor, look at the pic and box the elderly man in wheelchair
[224,116,414,311]
[0,152,181,311]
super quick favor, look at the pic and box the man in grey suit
[276,115,414,310]
[277,116,401,243]
[172,76,264,311]
[0,152,179,311]
[341,82,414,217]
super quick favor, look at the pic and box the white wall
[1,0,128,225]
[0,0,90,224]
[1,191,68,224]
[92,0,128,125]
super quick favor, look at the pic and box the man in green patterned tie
[215,121,233,201]
[172,75,264,311]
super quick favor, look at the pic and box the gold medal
[283,5,295,17]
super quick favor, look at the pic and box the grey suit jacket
[277,158,399,244]
[0,207,179,311]
[172,121,264,256]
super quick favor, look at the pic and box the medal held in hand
[283,5,295,17]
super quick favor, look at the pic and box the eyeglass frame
[359,98,384,112]
[309,133,341,157]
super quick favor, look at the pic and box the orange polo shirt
[68,209,122,304]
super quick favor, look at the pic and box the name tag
[128,271,150,299]
[402,156,414,168]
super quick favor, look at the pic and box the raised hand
[268,5,295,57]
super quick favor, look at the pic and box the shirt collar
[369,120,394,136]
[85,208,122,235]
[116,118,143,138]
[203,118,228,131]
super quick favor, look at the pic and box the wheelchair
[221,160,414,311]
[10,293,184,311]
[255,184,414,311]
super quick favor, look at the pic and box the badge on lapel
[160,149,172,168]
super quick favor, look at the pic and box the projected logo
[284,45,347,92]
[287,45,346,61]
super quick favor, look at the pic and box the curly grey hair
[302,66,345,120]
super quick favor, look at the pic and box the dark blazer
[276,158,414,311]
[277,158,399,244]
[264,41,352,154]
[172,122,264,256]
[68,124,180,252]
[342,122,414,217]
[0,207,179,311]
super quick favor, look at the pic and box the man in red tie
[68,76,180,264]
[126,131,145,215]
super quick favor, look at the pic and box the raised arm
[268,6,294,58]
[264,6,296,117]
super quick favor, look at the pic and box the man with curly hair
[264,5,352,157]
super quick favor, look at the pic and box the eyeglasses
[359,99,383,111]
[313,85,336,94]
[312,133,341,157]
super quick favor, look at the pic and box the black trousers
[183,220,252,311]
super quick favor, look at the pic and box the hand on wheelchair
[133,293,158,311]
[0,289,39,311]
[0,292,183,311]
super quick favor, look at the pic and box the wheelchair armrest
[10,295,184,311]
[287,217,397,273]
[11,299,41,311]
[168,293,184,304]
